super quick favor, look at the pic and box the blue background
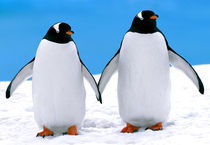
[0,0,210,81]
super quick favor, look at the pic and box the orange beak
[150,15,158,20]
[66,31,74,35]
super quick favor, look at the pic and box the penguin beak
[150,15,159,20]
[66,31,74,35]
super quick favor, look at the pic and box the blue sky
[0,0,210,81]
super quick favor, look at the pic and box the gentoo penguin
[6,22,102,137]
[98,10,204,133]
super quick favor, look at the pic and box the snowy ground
[0,65,210,145]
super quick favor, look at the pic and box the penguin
[98,10,204,133]
[6,22,102,137]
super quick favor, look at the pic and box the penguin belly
[118,32,171,127]
[32,40,86,130]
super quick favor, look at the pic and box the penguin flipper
[6,58,35,98]
[98,50,120,94]
[81,62,102,103]
[168,48,204,94]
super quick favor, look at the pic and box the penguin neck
[128,25,158,34]
[43,32,73,44]
[128,17,158,34]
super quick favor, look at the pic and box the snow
[0,65,210,145]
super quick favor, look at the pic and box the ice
[0,65,210,145]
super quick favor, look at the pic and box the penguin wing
[157,29,204,94]
[81,62,102,103]
[168,47,204,94]
[98,49,120,94]
[6,58,35,98]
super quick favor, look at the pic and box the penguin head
[43,22,74,43]
[129,10,159,33]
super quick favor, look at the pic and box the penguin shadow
[35,131,78,139]
[35,126,81,139]
[165,121,175,128]
[128,121,176,133]
[81,118,117,130]
[35,134,55,140]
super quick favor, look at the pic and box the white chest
[117,32,171,127]
[34,40,80,72]
[32,40,86,128]
[120,32,168,66]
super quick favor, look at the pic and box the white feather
[137,11,144,20]
[53,23,61,33]
[32,40,86,130]
[98,54,119,94]
[118,32,171,127]
[9,60,34,96]
[82,65,100,101]
[169,50,201,92]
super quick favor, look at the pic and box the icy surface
[0,65,210,145]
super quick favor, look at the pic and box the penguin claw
[146,122,163,131]
[121,122,139,133]
[65,125,78,135]
[36,126,55,138]
[121,126,128,133]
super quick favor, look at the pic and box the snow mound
[0,65,210,145]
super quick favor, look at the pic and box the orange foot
[146,122,163,131]
[121,122,139,133]
[36,126,54,138]
[63,125,77,135]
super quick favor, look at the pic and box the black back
[43,22,73,44]
[128,10,159,34]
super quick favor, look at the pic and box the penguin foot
[36,126,54,138]
[63,125,77,135]
[121,122,139,133]
[145,122,163,131]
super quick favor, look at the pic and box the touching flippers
[168,48,204,94]
[6,58,35,98]
[81,62,102,103]
[98,50,120,94]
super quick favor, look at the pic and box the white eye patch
[137,11,144,20]
[53,23,61,33]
